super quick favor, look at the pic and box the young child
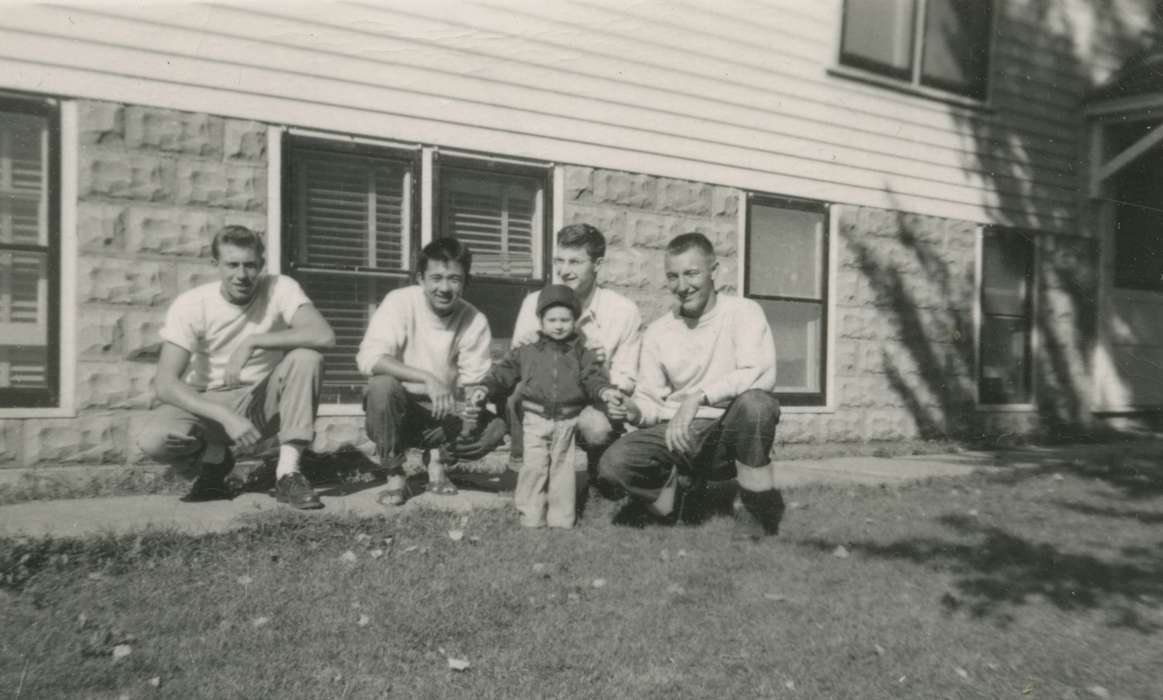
[480,285,618,528]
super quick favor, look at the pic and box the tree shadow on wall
[854,1,1162,442]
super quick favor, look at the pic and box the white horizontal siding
[0,0,1153,231]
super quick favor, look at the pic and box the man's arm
[608,303,643,394]
[155,342,262,449]
[510,293,540,349]
[223,304,335,387]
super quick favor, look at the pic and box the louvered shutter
[0,105,53,400]
[291,145,412,404]
[441,169,538,280]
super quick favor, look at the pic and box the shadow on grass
[982,447,1163,500]
[802,513,1163,633]
[1053,500,1163,524]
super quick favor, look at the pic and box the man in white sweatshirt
[358,237,507,505]
[600,232,785,539]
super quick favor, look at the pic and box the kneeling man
[600,233,785,538]
[139,225,336,508]
[358,237,507,505]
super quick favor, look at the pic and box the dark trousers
[364,375,507,472]
[598,389,780,504]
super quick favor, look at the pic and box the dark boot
[734,488,786,540]
[180,450,236,502]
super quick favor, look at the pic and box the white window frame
[974,225,1039,412]
[0,97,76,418]
[738,195,838,414]
[270,130,555,416]
[828,0,998,109]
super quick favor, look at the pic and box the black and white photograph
[1,0,1161,697]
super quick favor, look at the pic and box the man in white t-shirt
[505,224,642,485]
[358,237,507,506]
[600,233,786,540]
[138,226,336,508]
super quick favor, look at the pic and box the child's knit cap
[536,284,580,318]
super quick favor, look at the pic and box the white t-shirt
[356,285,493,394]
[159,274,311,391]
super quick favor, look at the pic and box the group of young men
[138,223,787,539]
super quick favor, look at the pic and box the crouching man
[138,225,336,508]
[357,237,508,505]
[600,233,785,539]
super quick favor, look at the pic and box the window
[285,137,418,404]
[437,155,548,346]
[284,139,551,404]
[839,0,993,100]
[745,195,829,406]
[0,97,58,408]
[1107,120,1163,291]
[979,229,1035,405]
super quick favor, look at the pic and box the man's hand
[425,374,456,419]
[606,391,641,425]
[223,339,255,388]
[221,412,262,451]
[665,392,704,456]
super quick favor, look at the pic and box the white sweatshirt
[635,294,777,426]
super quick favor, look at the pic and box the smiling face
[553,245,601,300]
[213,243,264,305]
[539,305,576,340]
[665,247,718,318]
[419,260,466,316]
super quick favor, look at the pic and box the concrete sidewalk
[1,441,1156,539]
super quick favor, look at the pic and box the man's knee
[365,374,406,403]
[576,407,615,448]
[284,348,323,371]
[136,413,200,474]
[734,389,781,424]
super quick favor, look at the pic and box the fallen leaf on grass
[469,536,481,544]
[111,644,132,662]
[666,583,685,595]
[77,613,90,629]
[532,563,549,577]
[340,550,358,564]
[404,545,419,554]
[1087,687,1111,699]
[567,592,580,603]
[784,680,795,690]
[955,667,969,680]
[832,545,850,559]
[148,677,161,688]
[87,572,104,581]
[968,509,979,517]
[763,593,787,602]
[355,533,372,544]
[660,549,670,561]
[1052,473,1065,481]
[251,617,271,628]
[447,657,470,671]
[369,549,384,559]
[874,644,885,656]
[676,549,688,558]
[592,578,607,589]
[357,614,371,627]
[448,529,464,542]
[236,575,253,586]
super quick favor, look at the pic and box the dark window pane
[748,203,826,300]
[1112,154,1163,290]
[297,272,409,405]
[0,250,49,390]
[979,230,1033,404]
[979,314,1031,404]
[920,0,993,99]
[441,168,541,280]
[462,278,541,354]
[840,0,917,79]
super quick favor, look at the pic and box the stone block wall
[0,101,267,471]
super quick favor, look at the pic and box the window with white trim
[0,96,59,408]
[979,228,1035,405]
[285,136,418,404]
[284,139,550,404]
[839,0,993,100]
[436,155,548,346]
[745,194,829,406]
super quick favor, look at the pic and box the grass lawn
[2,453,1161,699]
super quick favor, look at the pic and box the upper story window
[839,0,994,101]
[0,96,59,409]
[746,194,830,406]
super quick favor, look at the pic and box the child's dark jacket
[482,332,612,417]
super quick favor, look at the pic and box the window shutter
[291,143,412,404]
[442,170,537,279]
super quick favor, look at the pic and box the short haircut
[417,237,473,277]
[556,223,606,260]
[211,225,265,260]
[666,232,715,259]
